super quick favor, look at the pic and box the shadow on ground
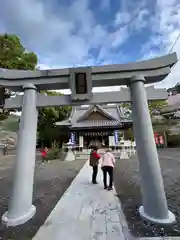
[114,148,180,238]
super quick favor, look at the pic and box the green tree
[124,128,134,141]
[167,82,180,95]
[38,91,71,147]
[120,100,168,116]
[0,33,37,69]
[0,33,38,120]
[148,100,168,115]
[120,100,172,134]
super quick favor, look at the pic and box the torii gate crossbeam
[4,86,168,109]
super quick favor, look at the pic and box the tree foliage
[148,100,168,115]
[0,34,72,143]
[167,82,180,95]
[0,33,38,120]
[120,100,172,133]
[38,91,72,146]
[124,128,134,141]
[0,33,37,70]
[120,100,168,116]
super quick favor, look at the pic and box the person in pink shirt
[101,149,116,191]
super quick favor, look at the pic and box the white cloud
[131,8,149,31]
[37,64,51,70]
[0,0,91,66]
[115,12,131,26]
[115,8,150,32]
[115,0,150,31]
[141,0,180,88]
[0,0,131,69]
[0,0,179,92]
[100,0,111,10]
[111,26,129,48]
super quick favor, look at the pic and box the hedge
[167,134,180,147]
[46,148,60,160]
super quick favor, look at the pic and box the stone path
[33,160,129,240]
[140,238,180,240]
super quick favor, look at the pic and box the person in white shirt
[101,149,116,191]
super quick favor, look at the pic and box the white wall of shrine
[79,136,84,148]
[108,136,115,147]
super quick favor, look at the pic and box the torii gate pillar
[129,75,175,224]
[2,83,38,226]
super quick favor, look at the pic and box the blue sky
[0,0,180,93]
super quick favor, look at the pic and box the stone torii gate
[0,53,177,227]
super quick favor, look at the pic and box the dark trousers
[92,166,98,183]
[102,166,114,188]
[42,156,47,163]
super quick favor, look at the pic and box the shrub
[167,134,180,147]
[46,148,60,160]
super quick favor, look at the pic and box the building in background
[55,104,132,148]
[160,94,180,119]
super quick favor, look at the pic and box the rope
[169,32,180,53]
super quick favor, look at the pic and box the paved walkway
[33,161,129,240]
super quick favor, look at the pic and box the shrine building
[55,104,132,148]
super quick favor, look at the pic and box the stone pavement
[140,238,180,240]
[33,160,130,240]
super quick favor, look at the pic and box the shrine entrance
[83,132,109,148]
[0,53,177,227]
[58,104,131,149]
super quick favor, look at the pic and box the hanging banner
[70,132,76,144]
[154,132,159,144]
[154,132,158,137]
[79,136,83,148]
[114,130,118,145]
[159,136,164,145]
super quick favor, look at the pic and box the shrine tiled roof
[71,120,121,129]
[55,104,132,128]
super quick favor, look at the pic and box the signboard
[155,136,159,144]
[0,87,5,107]
[114,131,118,145]
[69,67,92,101]
[75,73,87,94]
[154,132,158,137]
[70,132,76,144]
[154,132,159,144]
[159,136,164,145]
[79,136,83,148]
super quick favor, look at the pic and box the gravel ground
[114,148,180,238]
[0,156,86,240]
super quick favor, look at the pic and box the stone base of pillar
[139,206,176,225]
[64,150,75,161]
[2,205,36,227]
